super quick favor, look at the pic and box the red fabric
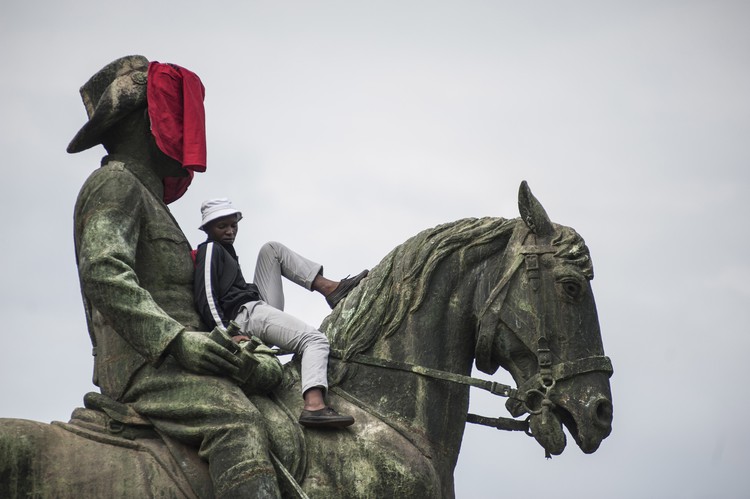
[147,62,207,204]
[162,171,194,205]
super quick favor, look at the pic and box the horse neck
[388,261,477,371]
[336,251,479,473]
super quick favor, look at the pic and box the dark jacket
[194,240,261,330]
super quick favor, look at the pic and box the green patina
[0,54,612,498]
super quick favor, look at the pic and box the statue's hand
[168,331,241,377]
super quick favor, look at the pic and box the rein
[329,349,518,399]
[483,230,613,418]
[328,349,529,433]
[329,225,612,438]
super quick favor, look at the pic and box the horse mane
[550,225,594,280]
[324,217,517,363]
[323,217,594,384]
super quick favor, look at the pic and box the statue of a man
[67,55,281,498]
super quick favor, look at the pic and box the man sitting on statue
[193,197,367,428]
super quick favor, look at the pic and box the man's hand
[168,331,241,377]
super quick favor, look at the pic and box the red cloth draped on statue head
[147,62,207,204]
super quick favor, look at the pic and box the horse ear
[518,181,554,236]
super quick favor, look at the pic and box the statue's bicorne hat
[67,55,149,154]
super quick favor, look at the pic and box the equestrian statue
[0,180,614,498]
[0,54,613,499]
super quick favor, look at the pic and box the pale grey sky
[1,1,749,497]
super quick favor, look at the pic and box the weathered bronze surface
[0,182,613,498]
[0,56,612,498]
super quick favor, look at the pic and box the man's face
[204,214,240,245]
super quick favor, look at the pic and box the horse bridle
[475,227,613,421]
[329,225,612,434]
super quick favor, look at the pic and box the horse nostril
[592,398,613,428]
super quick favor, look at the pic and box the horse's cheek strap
[475,254,524,374]
[475,314,501,375]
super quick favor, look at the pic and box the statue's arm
[76,170,184,364]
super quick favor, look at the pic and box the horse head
[474,181,613,456]
[317,181,612,494]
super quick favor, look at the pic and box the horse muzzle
[548,372,613,454]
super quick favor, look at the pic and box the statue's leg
[254,241,323,310]
[121,361,281,498]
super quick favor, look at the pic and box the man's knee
[258,241,284,260]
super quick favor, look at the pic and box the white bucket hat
[199,198,243,229]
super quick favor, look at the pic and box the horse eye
[558,279,582,300]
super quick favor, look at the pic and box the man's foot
[325,270,369,309]
[298,407,355,428]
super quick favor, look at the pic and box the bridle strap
[475,227,612,418]
[516,355,613,395]
[329,349,519,399]
[466,413,530,433]
[474,253,523,374]
[329,345,612,435]
[328,226,612,435]
[477,223,533,324]
[474,230,558,373]
[477,254,524,323]
[329,348,529,434]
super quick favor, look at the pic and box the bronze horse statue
[0,182,613,498]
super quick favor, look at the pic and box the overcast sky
[1,2,748,498]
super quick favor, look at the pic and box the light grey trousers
[236,241,330,395]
